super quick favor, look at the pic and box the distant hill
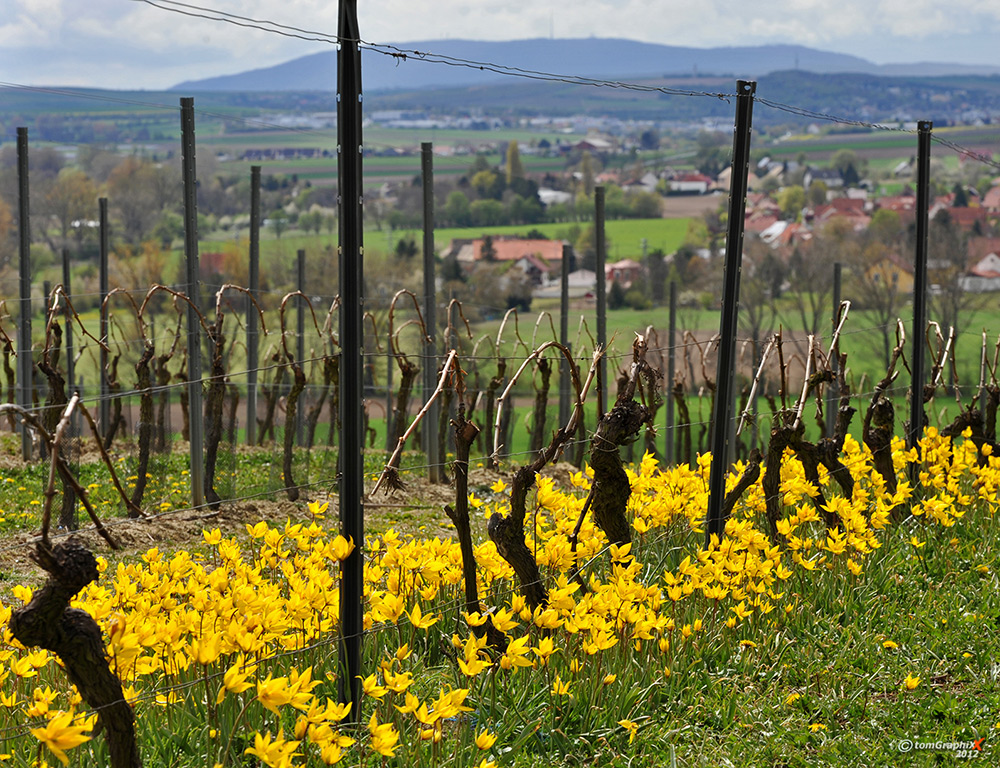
[172,38,1000,94]
[172,38,882,93]
[358,67,1000,126]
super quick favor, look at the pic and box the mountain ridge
[171,38,1000,93]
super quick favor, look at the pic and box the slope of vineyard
[0,426,997,766]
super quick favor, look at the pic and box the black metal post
[337,0,365,723]
[180,97,205,509]
[666,279,677,465]
[98,197,110,438]
[247,166,261,446]
[384,344,394,452]
[826,262,842,439]
[421,142,440,482]
[909,121,933,480]
[62,249,75,397]
[297,248,306,446]
[559,242,571,428]
[705,80,756,547]
[60,249,78,528]
[16,128,32,460]
[595,186,607,418]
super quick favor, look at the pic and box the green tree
[831,149,862,187]
[807,180,828,207]
[45,168,97,252]
[580,151,596,197]
[624,287,651,310]
[629,191,661,219]
[639,129,660,151]
[152,211,184,249]
[952,183,969,208]
[646,248,668,305]
[702,206,727,258]
[444,190,471,227]
[470,199,505,227]
[869,209,902,244]
[394,235,418,260]
[608,279,627,309]
[106,156,163,245]
[506,194,543,225]
[472,170,500,199]
[299,210,323,235]
[441,253,465,283]
[468,155,491,175]
[481,235,497,263]
[777,185,806,221]
[269,209,289,239]
[831,149,860,176]
[693,131,729,177]
[505,140,525,185]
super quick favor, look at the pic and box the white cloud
[0,0,65,47]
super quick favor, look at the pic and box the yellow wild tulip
[30,711,97,767]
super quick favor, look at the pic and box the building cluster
[442,172,1000,299]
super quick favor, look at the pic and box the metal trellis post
[826,262,842,439]
[16,128,32,461]
[421,142,440,482]
[909,120,933,484]
[337,0,365,723]
[705,79,756,547]
[666,279,677,465]
[595,186,607,418]
[247,165,261,446]
[180,97,205,509]
[62,249,75,399]
[99,197,110,439]
[559,242,571,429]
[297,248,306,446]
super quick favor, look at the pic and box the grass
[194,215,693,263]
[217,152,571,187]
[0,425,997,767]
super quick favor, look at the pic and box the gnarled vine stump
[10,541,141,768]
[589,398,650,548]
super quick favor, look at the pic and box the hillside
[172,38,1000,95]
[5,63,1000,144]
[171,38,880,93]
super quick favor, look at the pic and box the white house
[668,172,713,195]
[959,252,1000,293]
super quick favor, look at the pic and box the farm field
[216,151,572,188]
[193,216,697,264]
[765,125,1000,164]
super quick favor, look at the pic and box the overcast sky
[2,0,1000,90]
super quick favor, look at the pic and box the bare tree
[925,210,989,384]
[845,237,907,370]
[784,240,836,336]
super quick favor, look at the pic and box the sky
[2,0,1000,90]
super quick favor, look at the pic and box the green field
[218,151,570,187]
[205,124,585,187]
[194,217,692,264]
